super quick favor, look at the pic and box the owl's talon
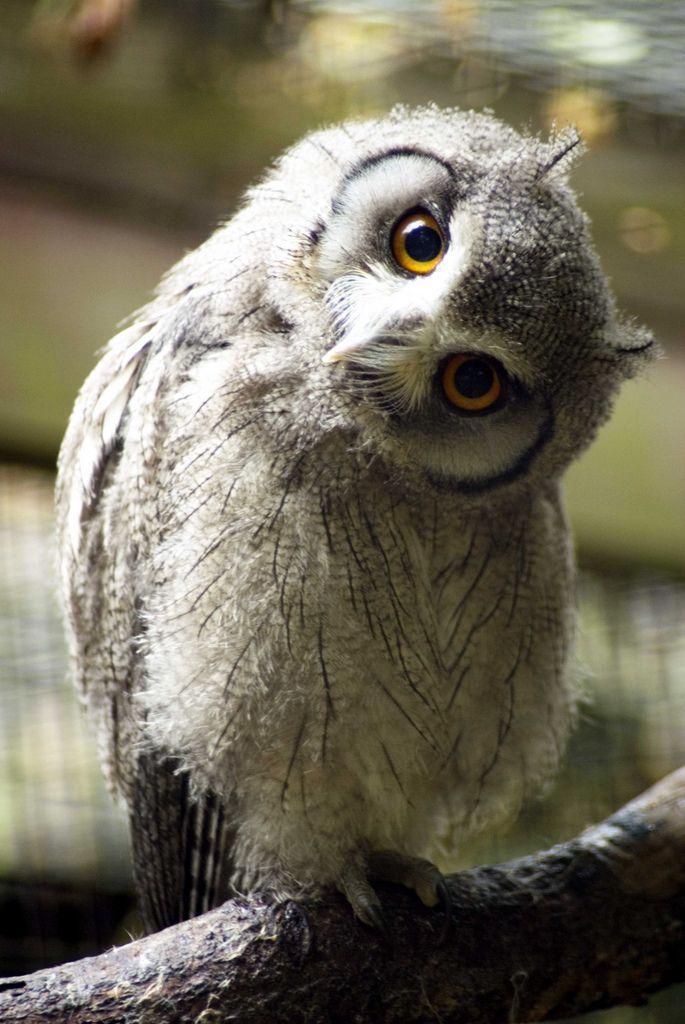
[368,850,449,913]
[338,862,389,936]
[362,898,391,939]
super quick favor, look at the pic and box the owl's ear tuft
[610,321,655,378]
[602,321,660,381]
[538,127,585,182]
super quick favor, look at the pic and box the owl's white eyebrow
[322,207,478,365]
[332,147,455,213]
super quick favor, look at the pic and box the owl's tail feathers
[128,752,235,933]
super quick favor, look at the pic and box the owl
[56,105,654,933]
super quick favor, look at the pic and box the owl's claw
[337,860,390,937]
[338,850,450,937]
[369,850,452,942]
[368,851,445,905]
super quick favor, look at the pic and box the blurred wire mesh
[0,466,133,975]
[1,1,684,1020]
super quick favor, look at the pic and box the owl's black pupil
[404,223,442,263]
[454,359,495,398]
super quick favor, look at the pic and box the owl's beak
[321,335,369,365]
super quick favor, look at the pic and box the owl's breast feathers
[55,285,577,903]
[137,362,575,870]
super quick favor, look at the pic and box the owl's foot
[369,850,450,910]
[338,859,389,935]
[338,850,450,933]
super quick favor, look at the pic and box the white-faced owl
[56,105,655,932]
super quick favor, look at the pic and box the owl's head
[187,106,655,498]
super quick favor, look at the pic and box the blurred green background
[0,1,683,1019]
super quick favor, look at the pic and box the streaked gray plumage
[56,104,654,932]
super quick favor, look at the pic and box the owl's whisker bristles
[338,337,434,415]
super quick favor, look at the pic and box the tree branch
[2,769,684,1023]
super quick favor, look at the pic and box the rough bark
[1,769,684,1024]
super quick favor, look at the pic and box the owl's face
[212,107,654,497]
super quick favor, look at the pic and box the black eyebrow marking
[331,146,456,214]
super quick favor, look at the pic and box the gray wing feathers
[56,318,157,794]
[56,313,237,932]
[59,320,154,553]
[129,753,235,932]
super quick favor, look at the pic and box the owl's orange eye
[391,210,445,275]
[441,354,503,413]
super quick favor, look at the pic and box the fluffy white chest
[141,451,574,889]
